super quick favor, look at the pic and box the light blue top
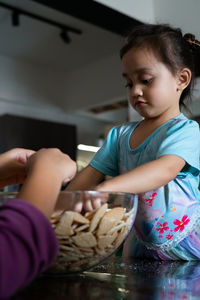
[90,114,200,258]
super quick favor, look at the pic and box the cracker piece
[73,211,90,224]
[89,203,108,233]
[59,244,76,252]
[58,251,68,257]
[56,235,72,241]
[50,217,60,225]
[94,246,106,256]
[79,247,94,253]
[51,210,64,220]
[72,232,97,248]
[97,207,125,235]
[114,226,128,247]
[82,252,94,258]
[96,218,116,236]
[75,224,89,232]
[59,239,72,246]
[55,211,74,236]
[84,210,96,220]
[124,207,134,217]
[72,224,78,230]
[69,258,90,270]
[107,221,126,235]
[60,255,79,262]
[104,207,125,222]
[97,231,118,249]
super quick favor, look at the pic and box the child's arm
[66,165,105,191]
[0,148,77,298]
[18,148,77,218]
[96,155,185,193]
[0,148,35,187]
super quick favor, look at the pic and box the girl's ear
[177,68,191,91]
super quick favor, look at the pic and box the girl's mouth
[135,101,147,107]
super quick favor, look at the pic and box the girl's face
[121,47,181,120]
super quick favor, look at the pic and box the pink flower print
[144,192,157,206]
[156,221,169,234]
[181,294,188,299]
[173,215,190,232]
[166,233,173,240]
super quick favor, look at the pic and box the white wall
[0,54,66,107]
[152,0,200,114]
[0,54,112,145]
[153,0,200,40]
[0,51,125,111]
[96,0,200,120]
[62,53,125,111]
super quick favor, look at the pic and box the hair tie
[187,39,200,47]
[184,33,200,48]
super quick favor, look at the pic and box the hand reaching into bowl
[55,190,109,213]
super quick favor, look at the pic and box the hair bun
[183,33,200,49]
[184,33,195,40]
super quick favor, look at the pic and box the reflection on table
[14,255,200,299]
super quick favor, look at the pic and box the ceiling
[0,0,140,72]
[0,0,141,119]
[32,0,141,36]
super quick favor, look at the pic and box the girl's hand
[55,190,109,213]
[18,148,77,218]
[0,148,35,187]
[26,148,77,185]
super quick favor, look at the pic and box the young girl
[0,147,76,298]
[67,23,200,260]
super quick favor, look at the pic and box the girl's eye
[125,82,133,89]
[142,78,153,85]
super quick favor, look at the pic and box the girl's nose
[130,85,143,98]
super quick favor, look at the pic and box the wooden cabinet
[0,114,77,160]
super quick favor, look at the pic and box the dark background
[0,114,77,160]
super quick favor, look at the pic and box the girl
[0,148,76,298]
[67,23,200,260]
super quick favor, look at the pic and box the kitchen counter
[13,255,200,299]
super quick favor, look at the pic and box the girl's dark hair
[120,23,200,111]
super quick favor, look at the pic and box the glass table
[15,255,200,299]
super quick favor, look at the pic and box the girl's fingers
[84,199,93,212]
[92,198,101,210]
[73,201,83,213]
[13,149,35,165]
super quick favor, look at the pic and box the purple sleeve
[0,198,58,299]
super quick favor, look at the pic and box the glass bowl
[48,190,138,274]
[0,190,138,275]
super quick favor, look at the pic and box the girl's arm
[18,148,77,218]
[96,155,185,193]
[66,165,105,191]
